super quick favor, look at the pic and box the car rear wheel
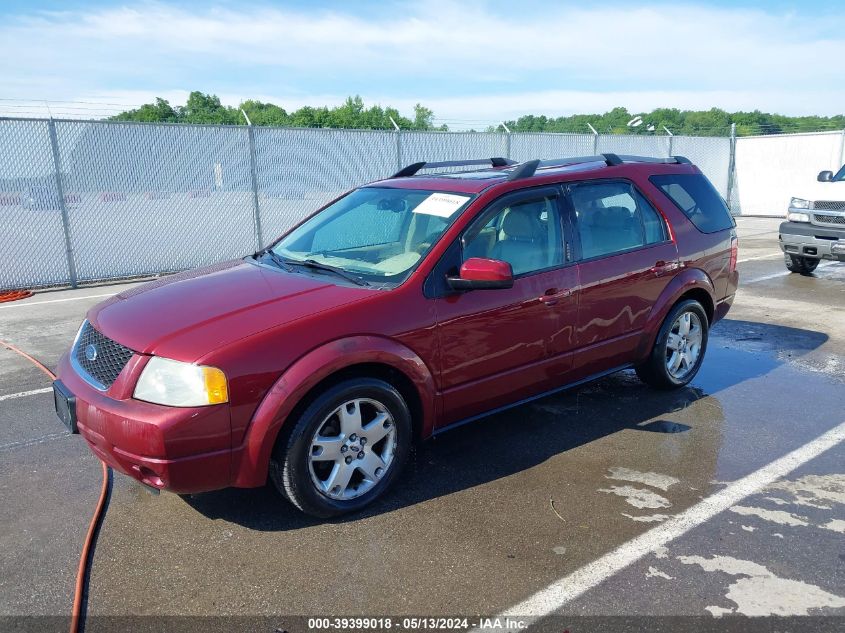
[636,299,709,390]
[785,254,819,275]
[269,378,412,518]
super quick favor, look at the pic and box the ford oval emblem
[85,343,98,362]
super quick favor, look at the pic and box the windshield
[271,187,473,286]
[834,165,845,182]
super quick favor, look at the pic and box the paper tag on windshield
[413,193,469,218]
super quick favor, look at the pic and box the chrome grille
[813,200,845,211]
[813,213,845,226]
[72,321,135,389]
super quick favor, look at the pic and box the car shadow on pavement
[180,319,827,531]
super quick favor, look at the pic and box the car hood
[89,259,373,361]
[793,180,845,203]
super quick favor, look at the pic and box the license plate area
[53,380,78,434]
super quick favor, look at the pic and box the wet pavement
[0,217,843,629]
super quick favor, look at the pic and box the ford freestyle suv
[781,164,845,274]
[53,154,739,517]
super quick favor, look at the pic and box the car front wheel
[270,378,412,518]
[636,299,709,390]
[785,254,819,275]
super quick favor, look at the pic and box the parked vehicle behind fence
[54,153,738,517]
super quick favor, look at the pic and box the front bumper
[56,353,232,493]
[779,221,845,261]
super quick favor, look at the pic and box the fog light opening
[137,466,164,488]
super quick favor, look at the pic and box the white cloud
[0,1,843,126]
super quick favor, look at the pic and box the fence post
[47,119,78,288]
[395,129,403,172]
[726,123,738,214]
[246,124,264,250]
[839,129,845,168]
[498,122,512,160]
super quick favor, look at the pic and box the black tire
[636,299,709,390]
[269,378,412,518]
[785,254,819,275]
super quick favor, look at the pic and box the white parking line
[0,431,68,452]
[0,292,117,309]
[482,419,845,628]
[0,387,53,402]
[737,253,782,263]
[745,261,839,284]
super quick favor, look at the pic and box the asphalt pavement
[0,217,843,632]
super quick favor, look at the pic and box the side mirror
[446,257,514,291]
[818,170,834,182]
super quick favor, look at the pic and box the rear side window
[569,182,667,260]
[650,174,735,234]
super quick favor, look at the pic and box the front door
[433,188,579,426]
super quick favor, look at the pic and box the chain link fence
[1,118,734,290]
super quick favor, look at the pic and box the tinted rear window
[649,174,735,234]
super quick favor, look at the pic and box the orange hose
[0,339,56,381]
[0,290,33,303]
[0,339,110,633]
[70,459,109,633]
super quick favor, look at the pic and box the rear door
[565,180,679,379]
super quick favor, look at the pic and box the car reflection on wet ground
[0,217,843,627]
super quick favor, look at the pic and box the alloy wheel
[665,311,703,380]
[308,398,397,500]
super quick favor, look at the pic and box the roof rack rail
[528,154,693,172]
[506,153,694,182]
[602,153,692,165]
[537,155,609,169]
[507,159,540,181]
[391,157,515,178]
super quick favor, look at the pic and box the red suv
[54,154,738,517]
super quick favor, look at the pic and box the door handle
[650,260,679,277]
[539,288,572,306]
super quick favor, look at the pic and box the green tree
[240,100,289,126]
[112,94,844,136]
[112,97,178,123]
[180,91,240,124]
[110,92,449,130]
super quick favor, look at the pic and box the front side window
[833,164,845,182]
[650,173,735,233]
[272,187,472,285]
[570,182,666,260]
[463,195,563,276]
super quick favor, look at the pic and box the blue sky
[1,1,842,127]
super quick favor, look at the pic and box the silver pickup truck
[780,165,845,274]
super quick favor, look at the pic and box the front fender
[231,335,437,488]
[634,267,716,362]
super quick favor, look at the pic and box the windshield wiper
[254,247,293,272]
[286,258,370,287]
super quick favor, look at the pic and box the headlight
[789,197,810,210]
[134,357,228,407]
[787,211,810,223]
